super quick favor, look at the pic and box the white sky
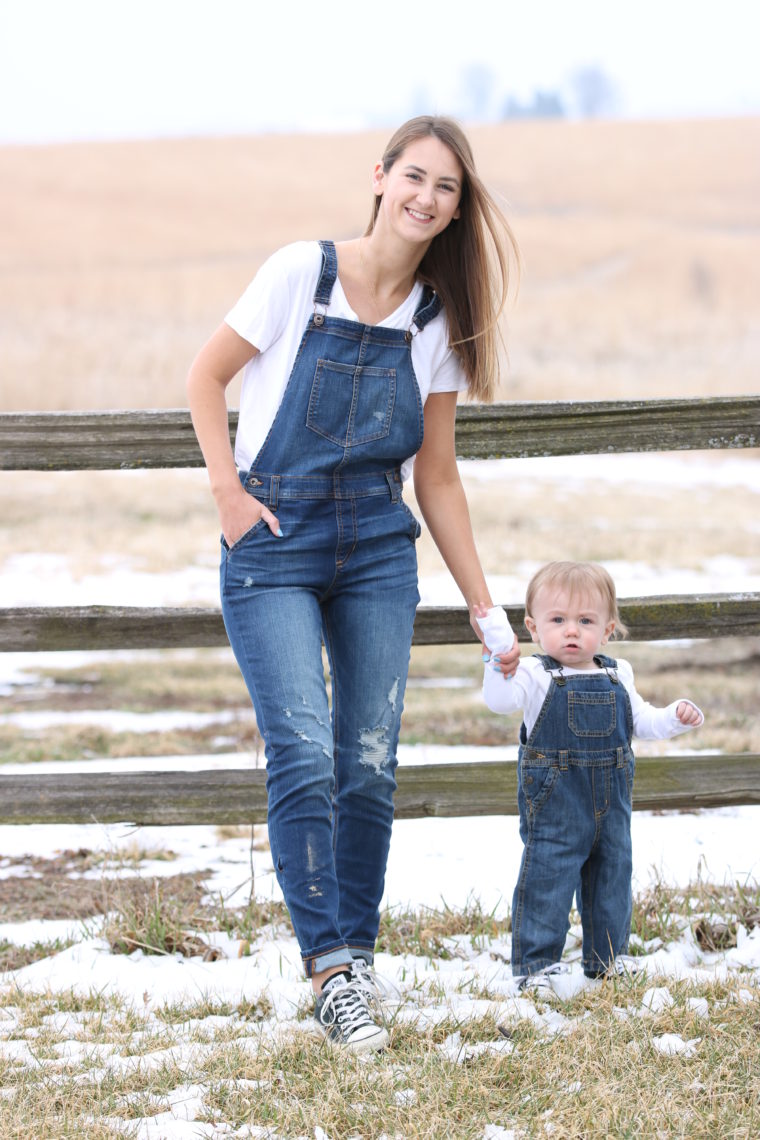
[1,0,759,144]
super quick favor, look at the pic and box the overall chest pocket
[306,359,396,447]
[567,690,617,737]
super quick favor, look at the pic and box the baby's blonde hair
[525,561,629,640]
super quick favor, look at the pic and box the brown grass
[1,117,758,411]
[0,120,758,778]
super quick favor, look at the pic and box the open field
[1,117,758,410]
[1,117,758,776]
[1,119,760,1138]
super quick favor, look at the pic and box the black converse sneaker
[313,970,389,1053]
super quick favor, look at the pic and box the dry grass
[1,118,758,412]
[2,634,757,760]
[2,878,759,1137]
[1,120,759,1135]
[1,121,757,764]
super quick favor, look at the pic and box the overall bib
[511,654,636,978]
[220,241,442,976]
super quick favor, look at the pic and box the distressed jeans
[220,488,419,976]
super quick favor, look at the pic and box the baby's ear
[602,619,616,645]
[524,614,539,643]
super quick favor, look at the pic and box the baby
[477,561,703,999]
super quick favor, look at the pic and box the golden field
[1,118,758,763]
[1,116,758,411]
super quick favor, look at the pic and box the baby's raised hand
[676,701,702,727]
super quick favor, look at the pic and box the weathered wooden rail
[2,752,758,826]
[2,594,760,652]
[1,398,759,825]
[1,397,758,470]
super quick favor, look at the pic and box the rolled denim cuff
[304,946,354,978]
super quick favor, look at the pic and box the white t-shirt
[225,241,467,481]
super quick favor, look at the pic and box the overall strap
[593,652,620,683]
[534,653,566,685]
[408,284,442,337]
[314,240,339,310]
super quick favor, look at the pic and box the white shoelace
[319,979,375,1033]
[350,960,401,1004]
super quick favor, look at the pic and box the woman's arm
[413,391,519,670]
[186,322,281,544]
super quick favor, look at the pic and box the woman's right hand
[219,486,281,547]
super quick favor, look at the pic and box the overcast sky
[1,0,758,144]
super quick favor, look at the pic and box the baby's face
[524,587,616,669]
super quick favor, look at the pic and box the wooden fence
[2,397,759,826]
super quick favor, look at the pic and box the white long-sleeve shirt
[477,607,704,741]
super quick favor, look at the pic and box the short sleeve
[225,242,318,355]
[428,340,468,395]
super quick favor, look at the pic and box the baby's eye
[550,616,564,624]
[580,617,593,625]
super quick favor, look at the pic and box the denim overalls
[511,653,636,978]
[220,241,442,977]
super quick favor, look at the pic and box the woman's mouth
[405,207,433,223]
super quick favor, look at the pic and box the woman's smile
[405,207,433,223]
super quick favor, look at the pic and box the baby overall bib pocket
[568,691,616,737]
[306,359,396,447]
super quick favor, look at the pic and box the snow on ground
[2,798,759,1139]
[2,775,759,974]
[1,452,758,1136]
[2,453,760,610]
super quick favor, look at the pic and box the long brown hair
[366,115,519,401]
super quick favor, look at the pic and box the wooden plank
[1,753,758,825]
[2,593,759,652]
[1,396,758,470]
[455,396,760,460]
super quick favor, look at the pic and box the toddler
[477,561,703,999]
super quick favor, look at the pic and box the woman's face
[372,136,463,245]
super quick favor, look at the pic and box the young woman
[187,116,520,1052]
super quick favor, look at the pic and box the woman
[187,116,520,1052]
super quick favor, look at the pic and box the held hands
[218,485,282,548]
[471,602,520,679]
[676,701,703,728]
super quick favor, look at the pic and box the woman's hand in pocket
[218,486,281,547]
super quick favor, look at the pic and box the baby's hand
[472,602,519,678]
[676,701,702,727]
